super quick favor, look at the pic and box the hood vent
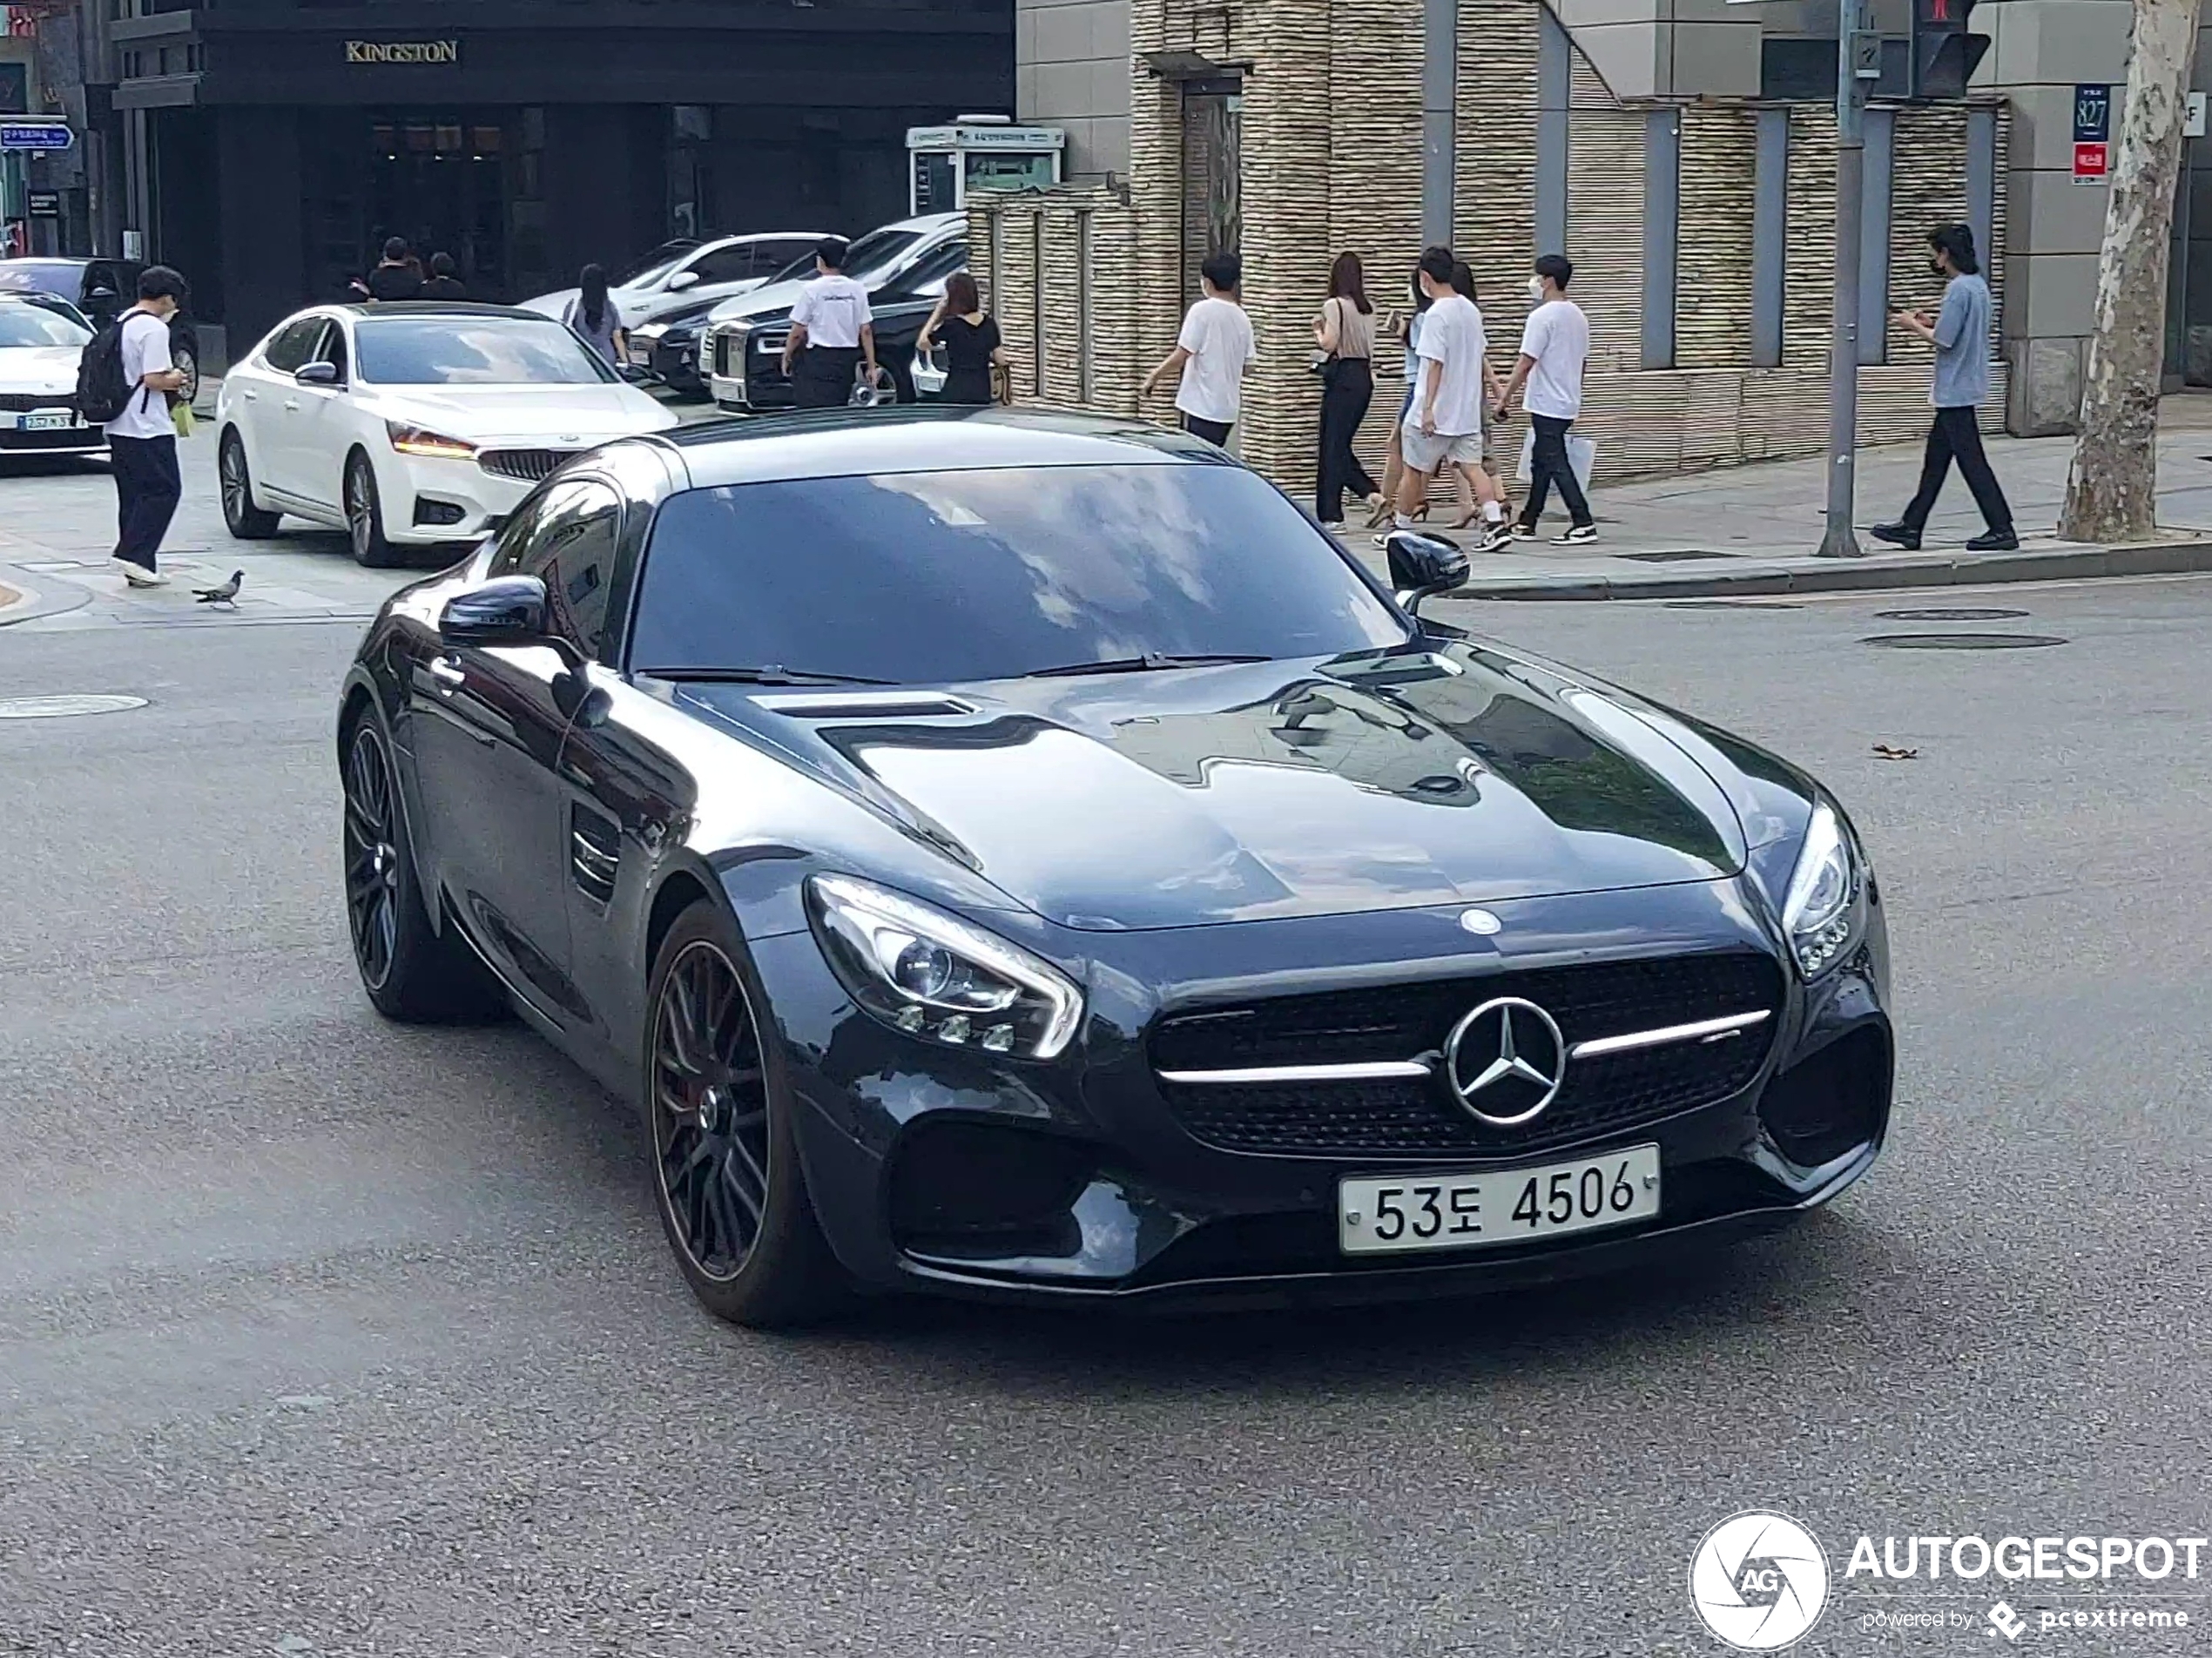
[750,691,978,720]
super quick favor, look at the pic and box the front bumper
[745,879,1895,1310]
[705,324,795,412]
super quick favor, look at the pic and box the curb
[0,563,94,630]
[1450,537,2212,601]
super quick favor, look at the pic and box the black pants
[111,433,182,571]
[792,346,862,410]
[1520,413,1593,529]
[1316,360,1378,523]
[1900,405,2013,535]
[1183,413,1233,447]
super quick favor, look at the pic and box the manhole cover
[1615,549,1740,563]
[1664,599,1803,610]
[0,693,149,719]
[1861,633,2067,650]
[1873,607,2030,622]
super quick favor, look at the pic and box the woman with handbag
[917,271,1008,406]
[1312,253,1380,529]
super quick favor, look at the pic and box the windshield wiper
[637,664,896,687]
[1025,652,1271,679]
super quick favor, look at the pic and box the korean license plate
[22,410,76,431]
[1339,1143,1661,1256]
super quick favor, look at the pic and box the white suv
[522,233,832,333]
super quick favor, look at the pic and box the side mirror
[293,361,341,387]
[666,269,700,292]
[1385,530,1472,615]
[440,575,548,646]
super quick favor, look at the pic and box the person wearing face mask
[1871,224,2016,552]
[1496,253,1595,544]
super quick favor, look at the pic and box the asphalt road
[3,566,2209,1656]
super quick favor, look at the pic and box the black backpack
[75,311,143,425]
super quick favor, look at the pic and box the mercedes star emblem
[1443,996,1568,1126]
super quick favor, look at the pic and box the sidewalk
[1433,392,2212,599]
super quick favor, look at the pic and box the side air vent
[748,691,978,719]
[570,805,621,907]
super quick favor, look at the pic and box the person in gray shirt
[1873,223,2017,551]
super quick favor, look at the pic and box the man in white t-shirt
[1498,253,1595,544]
[781,237,877,409]
[1385,246,1510,553]
[1143,252,1254,447]
[104,266,189,589]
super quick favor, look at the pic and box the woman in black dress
[917,271,1007,405]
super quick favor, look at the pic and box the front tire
[219,428,281,539]
[344,450,402,568]
[341,716,506,1022]
[645,902,846,1328]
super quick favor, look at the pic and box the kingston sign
[344,39,460,65]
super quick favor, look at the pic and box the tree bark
[2060,0,2202,543]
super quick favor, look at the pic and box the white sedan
[520,232,830,331]
[0,294,104,457]
[215,302,678,566]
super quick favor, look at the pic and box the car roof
[335,301,558,321]
[641,405,1236,489]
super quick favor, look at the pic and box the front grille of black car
[478,448,564,483]
[0,392,78,414]
[1152,953,1784,1159]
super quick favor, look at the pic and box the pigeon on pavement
[193,570,245,608]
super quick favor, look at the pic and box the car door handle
[282,399,300,413]
[241,388,259,401]
[428,656,467,691]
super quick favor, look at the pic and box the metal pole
[1817,0,1874,557]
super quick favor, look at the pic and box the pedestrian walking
[419,253,468,301]
[1872,223,2016,552]
[1498,253,1596,544]
[1142,252,1254,447]
[1382,246,1510,552]
[365,238,423,302]
[1313,253,1381,529]
[563,264,628,370]
[101,266,190,589]
[916,270,1007,405]
[781,237,878,409]
[1367,269,1433,528]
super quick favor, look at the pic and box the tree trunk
[2059,0,2202,543]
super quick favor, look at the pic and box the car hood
[698,646,1752,931]
[366,382,678,441]
[706,277,810,327]
[0,345,83,394]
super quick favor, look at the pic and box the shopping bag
[1515,428,1595,490]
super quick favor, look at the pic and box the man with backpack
[81,266,190,588]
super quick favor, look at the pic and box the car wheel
[172,341,200,406]
[341,715,507,1023]
[219,428,281,539]
[645,901,847,1328]
[344,451,402,568]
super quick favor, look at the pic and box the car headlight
[1781,801,1865,977]
[633,321,669,343]
[387,422,478,460]
[806,873,1083,1060]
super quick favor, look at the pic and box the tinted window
[263,317,327,373]
[521,480,623,655]
[613,244,697,286]
[628,464,1407,684]
[886,242,967,300]
[690,245,761,285]
[0,304,91,347]
[0,260,83,299]
[354,317,613,385]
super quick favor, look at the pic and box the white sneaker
[111,556,169,588]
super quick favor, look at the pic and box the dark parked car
[335,408,1893,1327]
[0,257,203,402]
[625,292,721,397]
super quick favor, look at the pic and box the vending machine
[907,116,1064,215]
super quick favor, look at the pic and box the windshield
[765,227,925,290]
[0,261,81,299]
[354,317,616,385]
[628,464,1408,684]
[0,305,91,347]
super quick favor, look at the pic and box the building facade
[72,0,1010,354]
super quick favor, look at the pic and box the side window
[521,481,624,657]
[691,245,759,286]
[310,321,349,382]
[263,317,325,374]
[894,243,968,300]
[487,478,572,575]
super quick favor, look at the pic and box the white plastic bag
[1516,428,1595,491]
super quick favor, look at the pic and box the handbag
[1311,297,1340,381]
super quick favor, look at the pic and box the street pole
[1817,0,1876,557]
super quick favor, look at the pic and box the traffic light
[1913,0,1990,99]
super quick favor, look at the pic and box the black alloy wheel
[340,717,506,1022]
[219,429,280,538]
[344,452,401,569]
[645,903,845,1326]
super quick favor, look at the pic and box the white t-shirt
[1405,293,1487,438]
[1518,300,1590,421]
[1174,296,1255,425]
[791,273,873,349]
[105,309,175,441]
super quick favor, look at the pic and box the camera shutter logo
[1689,1511,1831,1651]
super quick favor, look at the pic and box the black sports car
[337,408,1892,1326]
